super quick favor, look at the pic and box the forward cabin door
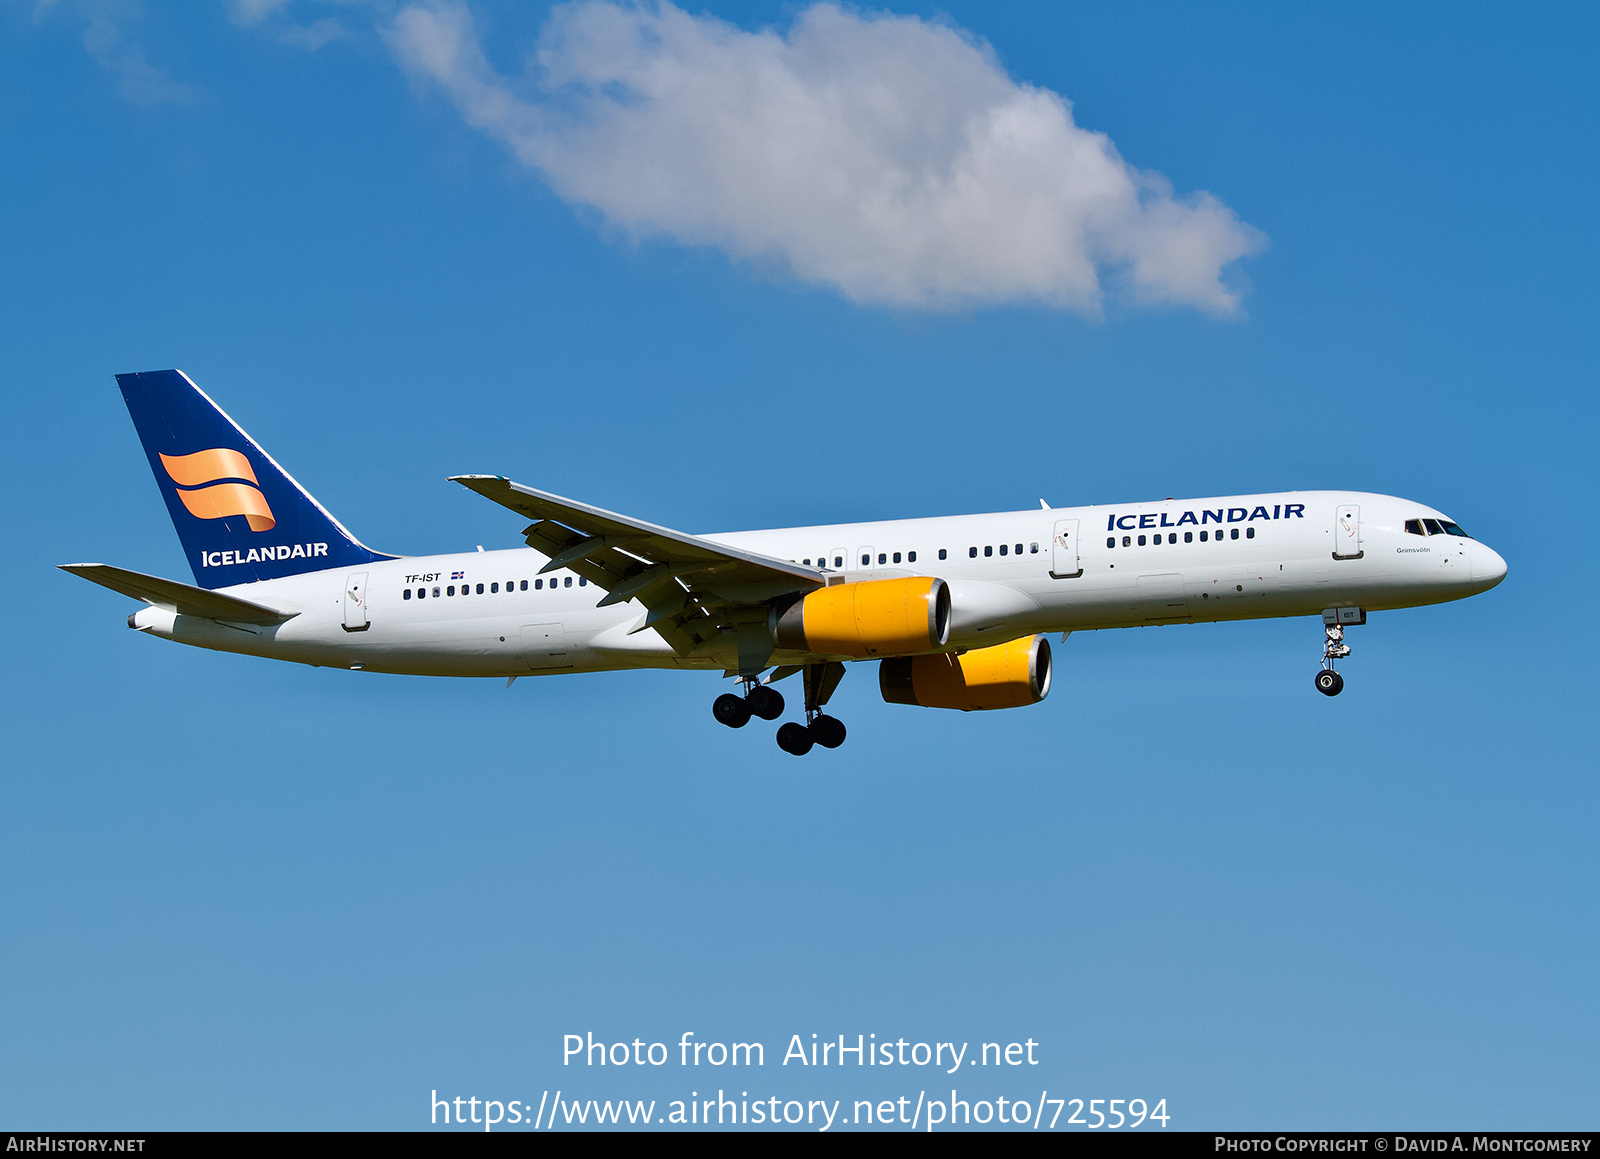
[1050,519,1082,578]
[1333,504,1362,559]
[342,572,369,632]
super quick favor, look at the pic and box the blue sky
[2,0,1596,1131]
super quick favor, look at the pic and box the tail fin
[117,370,394,589]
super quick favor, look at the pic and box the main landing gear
[710,662,849,755]
[711,680,784,729]
[1316,607,1361,697]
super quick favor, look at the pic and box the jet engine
[771,577,950,658]
[879,634,1052,711]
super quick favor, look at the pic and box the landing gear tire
[713,693,752,728]
[809,714,846,749]
[747,684,785,721]
[776,722,814,756]
[1315,669,1344,697]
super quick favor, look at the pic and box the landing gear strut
[1316,608,1360,697]
[711,664,849,754]
[775,662,848,756]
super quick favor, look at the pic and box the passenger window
[1106,537,1115,548]
[403,588,412,600]
[878,553,887,565]
[490,582,498,593]
[1230,528,1239,540]
[1246,527,1255,539]
[908,551,917,563]
[447,585,455,596]
[431,587,440,598]
[1165,534,1173,544]
[535,579,543,589]
[803,559,811,566]
[1423,518,1445,535]
[999,544,1008,556]
[476,583,485,594]
[1122,535,1131,547]
[1199,531,1208,542]
[968,547,977,558]
[892,552,901,563]
[1015,543,1023,555]
[520,580,528,591]
[984,545,993,557]
[1404,519,1425,536]
[565,576,573,587]
[862,554,871,566]
[1184,532,1193,543]
[1030,543,1038,554]
[833,556,843,568]
[938,549,946,560]
[1137,535,1146,546]
[579,577,587,586]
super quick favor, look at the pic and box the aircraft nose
[1470,542,1508,589]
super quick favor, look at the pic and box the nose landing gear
[1316,607,1362,696]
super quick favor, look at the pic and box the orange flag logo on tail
[159,449,276,532]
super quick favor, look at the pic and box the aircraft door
[1050,519,1082,578]
[1333,504,1362,559]
[520,622,571,669]
[828,548,847,572]
[1136,572,1188,618]
[342,572,369,632]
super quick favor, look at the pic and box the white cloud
[385,1,1265,315]
[227,0,348,50]
[81,9,194,104]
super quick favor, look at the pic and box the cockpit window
[1406,516,1473,538]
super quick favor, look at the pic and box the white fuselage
[129,491,1507,677]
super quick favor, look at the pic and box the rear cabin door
[1333,504,1363,559]
[342,572,369,632]
[1050,519,1082,578]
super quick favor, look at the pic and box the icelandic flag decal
[451,571,465,580]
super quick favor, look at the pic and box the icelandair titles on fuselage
[200,542,329,568]
[1105,503,1306,531]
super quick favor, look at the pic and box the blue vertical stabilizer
[117,370,394,588]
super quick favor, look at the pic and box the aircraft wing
[59,563,299,625]
[451,475,825,661]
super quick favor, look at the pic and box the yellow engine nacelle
[879,635,1052,711]
[771,577,951,658]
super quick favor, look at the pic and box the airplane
[62,370,1508,756]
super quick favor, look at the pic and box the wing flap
[451,475,824,666]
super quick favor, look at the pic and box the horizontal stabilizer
[58,563,299,625]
